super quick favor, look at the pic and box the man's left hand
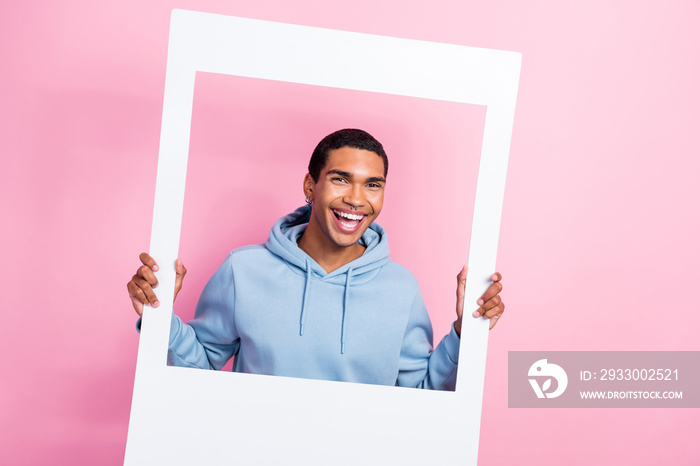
[454,266,505,337]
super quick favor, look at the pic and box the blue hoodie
[166,205,461,390]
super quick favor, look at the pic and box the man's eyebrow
[326,169,352,178]
[326,169,386,184]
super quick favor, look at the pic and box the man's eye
[366,183,381,189]
[332,177,348,183]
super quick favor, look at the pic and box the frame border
[125,10,521,466]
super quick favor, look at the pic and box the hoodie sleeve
[397,289,460,390]
[166,253,240,370]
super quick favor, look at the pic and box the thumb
[455,265,468,318]
[174,258,187,300]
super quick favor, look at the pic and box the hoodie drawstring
[341,267,354,354]
[298,260,354,354]
[299,259,312,336]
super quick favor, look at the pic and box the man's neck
[297,224,366,273]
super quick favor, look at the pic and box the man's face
[305,146,386,250]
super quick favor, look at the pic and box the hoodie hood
[264,204,391,353]
[264,204,391,281]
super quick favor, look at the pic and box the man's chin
[329,229,367,249]
[333,237,363,248]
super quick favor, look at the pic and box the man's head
[308,129,388,183]
[301,129,388,256]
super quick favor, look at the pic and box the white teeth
[334,210,364,221]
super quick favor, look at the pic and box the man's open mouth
[332,209,366,231]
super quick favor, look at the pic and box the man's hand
[453,266,505,337]
[126,253,187,317]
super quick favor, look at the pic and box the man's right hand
[126,253,187,316]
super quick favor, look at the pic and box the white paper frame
[124,10,521,466]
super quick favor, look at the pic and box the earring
[305,195,312,204]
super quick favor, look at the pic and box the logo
[528,359,568,399]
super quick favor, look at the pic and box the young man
[127,129,505,390]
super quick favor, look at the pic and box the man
[127,129,505,390]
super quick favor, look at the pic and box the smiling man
[127,128,505,390]
[298,144,386,272]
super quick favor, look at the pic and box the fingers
[473,293,505,319]
[481,301,505,321]
[472,272,505,322]
[475,295,504,318]
[128,272,160,307]
[129,255,187,309]
[126,281,145,316]
[127,254,161,316]
[127,278,160,316]
[139,252,159,271]
[477,279,503,308]
[136,253,160,301]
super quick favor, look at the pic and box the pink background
[2,1,698,465]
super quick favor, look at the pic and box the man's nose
[344,184,365,208]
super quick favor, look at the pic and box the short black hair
[308,128,388,182]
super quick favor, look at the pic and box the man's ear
[303,173,315,202]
